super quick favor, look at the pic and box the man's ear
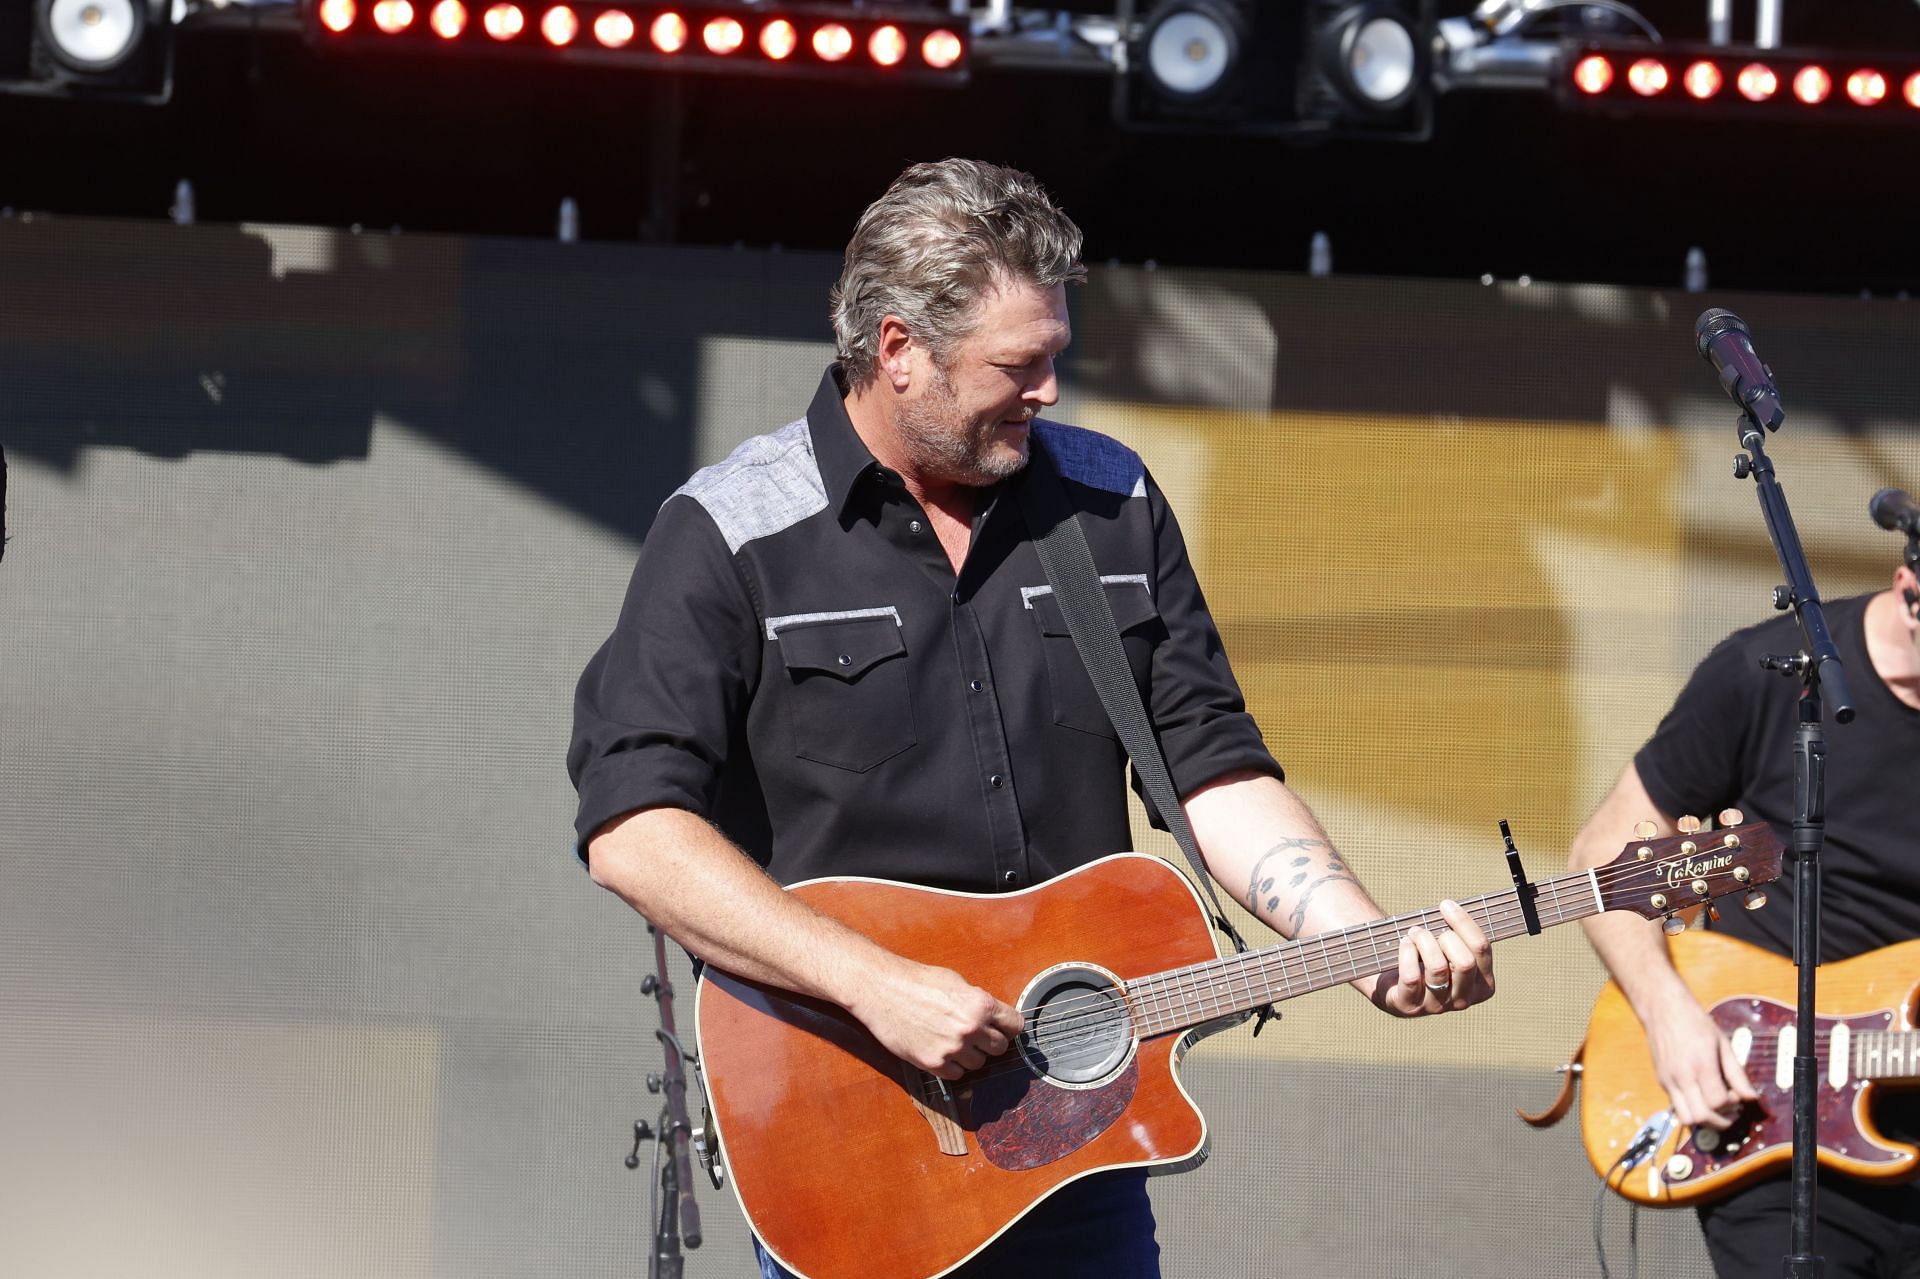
[1896,565,1920,619]
[876,316,916,391]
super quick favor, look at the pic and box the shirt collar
[807,364,897,518]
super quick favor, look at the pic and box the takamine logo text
[1660,851,1735,888]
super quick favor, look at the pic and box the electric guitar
[695,825,1784,1279]
[1578,929,1920,1207]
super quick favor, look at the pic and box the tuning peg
[1662,914,1688,936]
[1634,820,1658,839]
[1718,808,1745,827]
[1743,888,1769,911]
[1677,815,1703,835]
[1707,904,1721,923]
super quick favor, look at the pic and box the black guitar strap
[1017,439,1275,1030]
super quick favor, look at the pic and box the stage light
[1572,54,1612,95]
[812,22,850,62]
[1143,4,1237,99]
[1314,5,1420,112]
[40,0,143,68]
[1627,58,1668,96]
[1737,62,1777,100]
[592,9,631,47]
[1561,42,1920,126]
[319,0,355,33]
[869,24,904,67]
[702,15,741,54]
[1846,69,1886,106]
[300,0,969,84]
[429,0,465,38]
[759,18,795,59]
[483,3,523,39]
[1683,60,1721,99]
[649,11,684,52]
[540,4,575,45]
[922,29,961,70]
[372,0,413,33]
[1793,64,1830,104]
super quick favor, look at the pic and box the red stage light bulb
[1627,58,1669,96]
[1572,55,1612,96]
[812,22,851,62]
[649,12,685,52]
[1846,70,1887,106]
[1683,61,1721,100]
[921,29,962,69]
[593,9,633,47]
[759,19,796,60]
[1737,63,1777,101]
[1793,65,1831,105]
[702,15,743,54]
[429,0,465,38]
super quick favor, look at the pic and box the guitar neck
[1126,869,1606,1038]
[1856,1030,1920,1082]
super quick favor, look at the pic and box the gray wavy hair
[831,159,1086,386]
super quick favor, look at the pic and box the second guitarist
[1565,524,1920,1277]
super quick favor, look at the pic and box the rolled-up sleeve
[1138,470,1283,809]
[568,495,761,857]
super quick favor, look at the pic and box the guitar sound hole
[1018,964,1134,1087]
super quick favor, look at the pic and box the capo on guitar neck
[1500,820,1543,937]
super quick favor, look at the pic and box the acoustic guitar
[696,825,1783,1279]
[1579,928,1920,1207]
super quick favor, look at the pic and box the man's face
[892,279,1070,489]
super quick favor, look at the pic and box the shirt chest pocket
[1027,578,1164,738]
[770,610,917,772]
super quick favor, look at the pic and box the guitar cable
[1594,1153,1636,1279]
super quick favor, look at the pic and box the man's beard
[894,363,1030,488]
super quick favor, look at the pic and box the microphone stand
[623,921,704,1279]
[1727,405,1855,1279]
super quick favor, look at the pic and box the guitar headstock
[1593,818,1785,931]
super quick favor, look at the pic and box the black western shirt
[569,367,1281,890]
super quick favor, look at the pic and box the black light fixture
[1116,0,1432,139]
[1139,0,1243,102]
[1298,0,1432,136]
[0,0,172,100]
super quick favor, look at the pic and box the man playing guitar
[1566,528,1920,1276]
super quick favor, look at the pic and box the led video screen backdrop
[4,215,1918,1277]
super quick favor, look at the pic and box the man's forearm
[1567,764,1694,1018]
[586,806,892,1008]
[1184,769,1386,941]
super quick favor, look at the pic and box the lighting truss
[306,0,969,84]
[1562,41,1920,122]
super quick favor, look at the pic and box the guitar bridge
[904,1067,969,1156]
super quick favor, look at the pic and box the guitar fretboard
[1124,870,1605,1039]
[1855,1030,1920,1081]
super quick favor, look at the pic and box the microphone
[1695,308,1785,431]
[1870,487,1920,537]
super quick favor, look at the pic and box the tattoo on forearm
[1244,838,1355,935]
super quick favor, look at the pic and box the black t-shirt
[1635,593,1920,963]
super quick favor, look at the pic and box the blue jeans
[753,1169,1160,1279]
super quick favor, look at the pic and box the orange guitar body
[1582,929,1920,1207]
[693,854,1232,1279]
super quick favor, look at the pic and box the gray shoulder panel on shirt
[1034,420,1148,498]
[672,418,828,554]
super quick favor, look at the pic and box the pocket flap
[775,615,906,681]
[1029,581,1159,638]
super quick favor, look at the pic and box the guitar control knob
[1695,1127,1720,1153]
[1666,1154,1695,1180]
[1744,888,1769,911]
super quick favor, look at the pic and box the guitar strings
[989,861,1728,1064]
[919,859,1767,1092]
